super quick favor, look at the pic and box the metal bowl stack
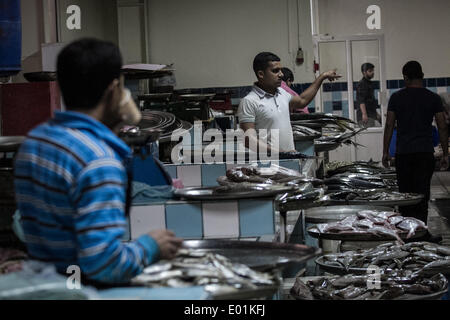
[138,110,192,142]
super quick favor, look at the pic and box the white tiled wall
[176,165,202,187]
[202,201,239,239]
[130,205,166,239]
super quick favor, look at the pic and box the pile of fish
[275,183,326,206]
[324,173,393,191]
[318,242,450,275]
[290,271,448,300]
[310,210,427,243]
[131,249,280,294]
[292,125,321,140]
[290,113,356,132]
[327,189,421,202]
[326,161,395,178]
[315,128,366,148]
[217,165,323,187]
[215,165,326,207]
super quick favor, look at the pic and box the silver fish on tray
[291,272,448,300]
[130,248,280,292]
[316,242,450,276]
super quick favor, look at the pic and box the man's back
[14,111,159,283]
[388,87,443,154]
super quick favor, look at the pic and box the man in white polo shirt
[238,52,340,153]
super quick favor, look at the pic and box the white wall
[318,0,450,79]
[15,0,450,88]
[57,0,118,45]
[12,0,46,82]
[146,0,315,89]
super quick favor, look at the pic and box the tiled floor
[429,171,450,246]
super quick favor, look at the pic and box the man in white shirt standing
[238,52,340,153]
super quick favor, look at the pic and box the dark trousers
[395,152,435,223]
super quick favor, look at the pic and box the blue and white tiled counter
[129,199,275,241]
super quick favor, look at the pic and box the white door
[313,35,387,163]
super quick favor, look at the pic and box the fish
[418,260,450,276]
[131,248,277,290]
[132,270,184,284]
[290,278,314,300]
[396,218,427,239]
[333,285,368,299]
[226,169,249,182]
[329,275,367,288]
[372,249,410,264]
[413,250,443,262]
[372,287,405,300]
[354,219,374,229]
[388,216,405,226]
[293,271,448,300]
[436,245,450,256]
[142,263,172,274]
[317,241,449,276]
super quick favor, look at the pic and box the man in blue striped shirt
[14,38,182,286]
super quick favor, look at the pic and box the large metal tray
[182,240,321,272]
[0,136,25,152]
[326,196,424,207]
[178,93,215,101]
[304,205,394,224]
[295,276,448,300]
[307,226,427,241]
[173,185,297,201]
[23,72,56,82]
[275,199,324,212]
[378,173,397,179]
[294,134,322,142]
[314,255,388,275]
[138,93,172,101]
[315,141,340,153]
[210,284,280,300]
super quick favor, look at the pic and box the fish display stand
[302,205,395,276]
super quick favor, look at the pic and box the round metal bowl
[178,93,215,101]
[294,134,322,142]
[326,196,424,207]
[307,226,427,241]
[314,255,387,275]
[23,72,57,82]
[304,205,394,224]
[182,239,321,272]
[0,136,25,152]
[173,184,298,201]
[315,141,340,153]
[295,276,448,300]
[137,93,172,101]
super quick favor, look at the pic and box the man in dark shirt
[383,61,449,230]
[356,63,380,127]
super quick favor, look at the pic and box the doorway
[313,34,387,162]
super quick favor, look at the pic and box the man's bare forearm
[241,125,280,154]
[360,104,367,116]
[383,122,394,155]
[298,74,327,107]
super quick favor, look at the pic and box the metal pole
[346,40,356,162]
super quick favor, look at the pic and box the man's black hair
[402,60,424,80]
[253,52,280,76]
[281,67,294,83]
[57,38,123,110]
[361,62,375,73]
